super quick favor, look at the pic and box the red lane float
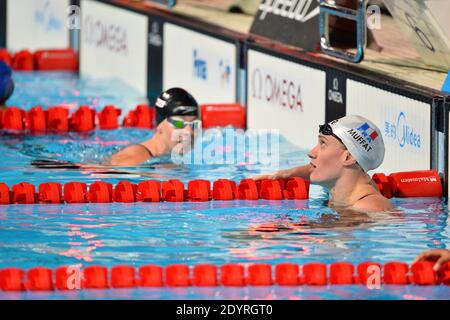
[1,101,246,133]
[260,180,283,200]
[188,180,211,202]
[329,262,354,285]
[34,49,78,71]
[27,106,47,132]
[411,261,438,285]
[70,106,96,132]
[0,49,12,66]
[122,105,155,129]
[383,262,409,285]
[88,181,113,203]
[63,182,87,203]
[302,263,327,286]
[139,265,163,287]
[193,265,217,287]
[372,170,442,198]
[83,266,108,289]
[247,264,273,286]
[0,268,25,291]
[285,178,310,200]
[113,181,138,203]
[0,182,11,204]
[201,104,246,129]
[220,264,245,287]
[1,105,158,133]
[2,48,77,71]
[162,180,185,202]
[356,261,382,285]
[55,266,77,290]
[135,105,155,129]
[98,105,121,130]
[39,182,63,204]
[12,182,36,204]
[26,267,53,291]
[275,263,300,286]
[47,106,69,132]
[137,181,161,202]
[3,107,26,130]
[238,179,259,200]
[213,179,237,200]
[3,261,446,291]
[111,265,136,288]
[166,265,190,287]
[12,50,34,71]
[439,262,450,285]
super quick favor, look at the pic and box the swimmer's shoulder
[352,193,393,213]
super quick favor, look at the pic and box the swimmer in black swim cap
[110,87,200,166]
[0,61,14,110]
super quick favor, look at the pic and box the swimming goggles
[319,124,343,144]
[168,116,201,129]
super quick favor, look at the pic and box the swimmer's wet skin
[254,115,393,213]
[109,87,200,167]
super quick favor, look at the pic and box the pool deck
[134,0,447,94]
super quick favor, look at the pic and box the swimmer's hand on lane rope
[413,249,450,272]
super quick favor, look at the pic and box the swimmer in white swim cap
[254,115,393,213]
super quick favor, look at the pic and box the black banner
[250,0,321,52]
[147,16,164,118]
[0,0,6,48]
[325,70,347,123]
[0,300,444,318]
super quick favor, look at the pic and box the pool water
[0,72,449,300]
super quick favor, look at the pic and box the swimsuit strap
[134,144,154,158]
[356,193,378,202]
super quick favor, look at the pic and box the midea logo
[384,112,421,149]
[258,0,320,22]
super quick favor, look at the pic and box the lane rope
[0,170,442,205]
[1,261,449,291]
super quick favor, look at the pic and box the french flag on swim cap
[357,123,379,142]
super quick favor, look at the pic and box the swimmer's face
[157,115,197,153]
[308,134,350,186]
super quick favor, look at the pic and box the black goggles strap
[319,124,333,135]
[319,124,345,145]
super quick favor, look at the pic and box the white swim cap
[327,115,385,172]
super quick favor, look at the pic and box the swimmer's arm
[109,143,154,166]
[252,165,311,180]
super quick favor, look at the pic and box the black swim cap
[155,87,199,124]
[0,61,14,105]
